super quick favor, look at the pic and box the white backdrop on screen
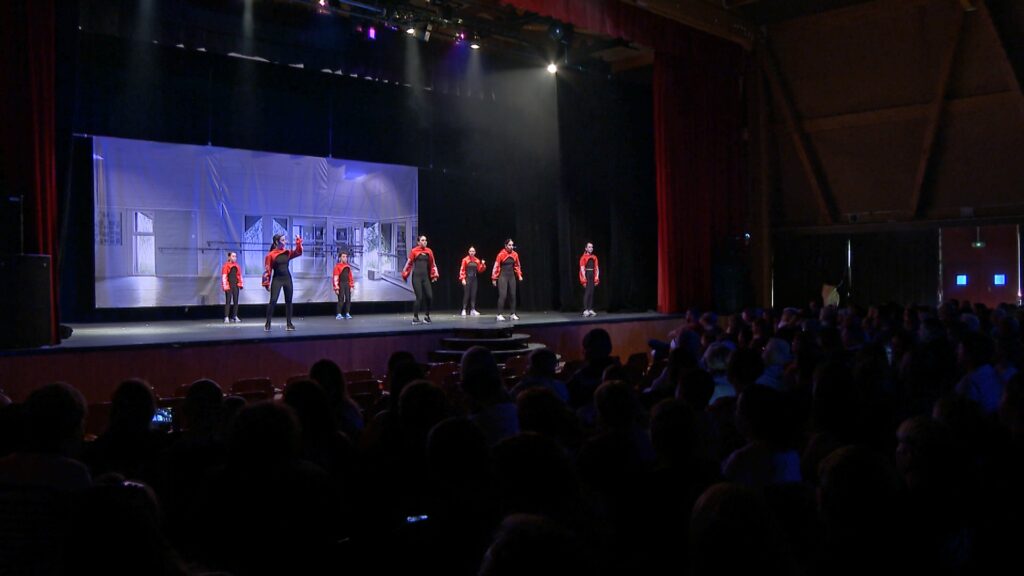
[93,136,418,308]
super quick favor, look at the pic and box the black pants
[412,273,432,317]
[583,271,595,311]
[497,271,517,314]
[266,274,294,325]
[336,286,352,315]
[462,275,478,311]
[224,285,239,318]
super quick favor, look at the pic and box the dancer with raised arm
[459,246,486,316]
[492,238,523,321]
[402,235,439,325]
[263,233,302,331]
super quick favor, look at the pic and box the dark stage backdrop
[61,32,657,321]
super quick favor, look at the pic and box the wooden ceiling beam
[759,40,840,224]
[909,5,964,218]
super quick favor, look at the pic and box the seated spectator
[310,358,364,440]
[461,346,518,445]
[85,378,167,481]
[567,328,618,409]
[756,338,791,391]
[702,343,734,404]
[690,483,792,576]
[516,388,582,455]
[955,331,1002,413]
[0,382,90,492]
[479,514,591,576]
[722,385,802,487]
[510,348,569,404]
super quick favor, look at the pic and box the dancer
[221,251,244,323]
[262,233,302,331]
[459,246,486,316]
[579,242,600,317]
[491,238,523,321]
[333,250,355,320]
[401,235,439,325]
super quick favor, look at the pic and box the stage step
[430,342,547,362]
[441,333,531,351]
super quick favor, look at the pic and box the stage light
[470,41,480,49]
[368,26,376,40]
[995,274,1007,286]
[956,274,968,286]
[547,63,557,74]
[406,26,415,35]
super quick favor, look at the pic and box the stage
[0,311,681,404]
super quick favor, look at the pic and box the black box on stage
[0,255,54,349]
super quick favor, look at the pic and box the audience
[2,302,1024,575]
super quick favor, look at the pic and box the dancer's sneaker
[510,314,520,321]
[496,314,506,322]
[286,324,296,331]
[424,316,432,324]
[461,309,467,316]
[336,314,344,320]
[412,317,422,325]
[470,310,480,316]
[264,323,271,332]
[344,313,352,319]
[590,310,597,317]
[224,317,230,324]
[233,317,241,323]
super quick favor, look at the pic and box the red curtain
[503,0,748,312]
[1,0,59,343]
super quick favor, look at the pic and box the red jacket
[221,261,244,291]
[333,262,355,291]
[459,255,486,281]
[262,237,303,288]
[401,246,439,281]
[579,253,600,286]
[491,248,523,281]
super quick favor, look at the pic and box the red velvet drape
[1,0,59,343]
[502,0,748,312]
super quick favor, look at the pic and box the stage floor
[49,310,668,351]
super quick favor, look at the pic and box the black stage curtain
[849,230,939,307]
[62,32,656,320]
[772,234,849,309]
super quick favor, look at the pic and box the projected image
[93,136,417,308]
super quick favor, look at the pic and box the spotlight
[368,26,376,40]
[469,41,480,50]
[406,26,416,35]
[547,63,557,74]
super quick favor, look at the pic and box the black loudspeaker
[0,255,54,349]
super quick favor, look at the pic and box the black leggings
[266,275,294,325]
[412,273,432,316]
[462,275,478,311]
[497,271,517,314]
[336,286,352,315]
[583,271,595,311]
[224,285,239,318]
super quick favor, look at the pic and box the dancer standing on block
[263,233,302,331]
[579,242,600,317]
[459,246,486,316]
[492,238,523,322]
[402,235,439,325]
[221,251,244,323]
[333,250,355,320]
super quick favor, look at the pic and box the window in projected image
[93,136,418,308]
